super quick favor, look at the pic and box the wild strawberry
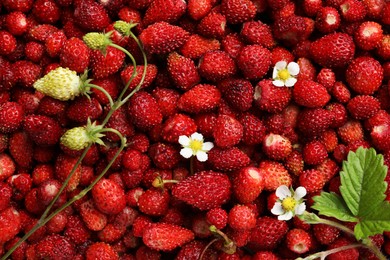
[0,207,21,244]
[199,50,237,82]
[45,30,67,58]
[272,16,313,46]
[167,52,200,91]
[32,0,60,24]
[220,34,244,60]
[332,81,351,103]
[271,47,295,66]
[303,140,328,165]
[248,216,288,250]
[327,237,359,260]
[286,228,312,254]
[12,60,41,88]
[207,146,248,171]
[284,150,304,176]
[0,182,12,211]
[197,12,227,39]
[206,208,228,229]
[337,120,364,144]
[254,79,292,113]
[310,33,355,68]
[317,68,336,91]
[299,169,325,193]
[34,234,76,259]
[0,102,24,133]
[260,160,292,191]
[143,0,187,26]
[74,0,110,31]
[241,21,275,49]
[294,80,330,108]
[60,37,90,73]
[121,64,158,91]
[296,57,316,81]
[232,166,264,204]
[23,114,62,146]
[263,133,292,161]
[97,224,125,243]
[365,110,390,132]
[347,95,381,120]
[55,154,82,192]
[140,22,189,55]
[85,242,119,260]
[5,11,27,36]
[79,200,108,231]
[237,45,271,81]
[194,113,218,139]
[297,108,334,136]
[92,178,126,215]
[303,0,323,16]
[172,171,231,210]
[127,91,163,131]
[252,251,279,260]
[346,56,383,95]
[0,153,15,183]
[239,112,267,145]
[0,30,17,55]
[89,46,125,79]
[371,123,390,152]
[340,0,367,22]
[148,142,180,169]
[177,84,221,114]
[3,0,34,12]
[143,223,194,251]
[137,188,170,217]
[188,0,213,20]
[213,114,243,148]
[161,114,197,143]
[228,205,256,231]
[221,78,254,112]
[24,41,44,63]
[220,0,257,24]
[180,34,221,60]
[354,21,383,51]
[313,223,340,245]
[315,7,340,34]
[376,35,390,60]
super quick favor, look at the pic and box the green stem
[362,238,387,260]
[316,218,355,237]
[199,238,219,260]
[87,83,115,107]
[295,244,361,260]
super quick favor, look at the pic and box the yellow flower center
[282,197,297,212]
[278,69,290,81]
[189,140,203,152]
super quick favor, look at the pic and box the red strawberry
[23,114,62,146]
[148,142,180,170]
[60,37,90,73]
[354,21,383,51]
[140,22,189,55]
[188,0,213,20]
[313,223,340,245]
[263,133,292,161]
[137,188,170,217]
[206,208,228,229]
[32,0,61,24]
[254,79,292,113]
[220,0,257,24]
[92,178,126,215]
[315,7,340,34]
[89,46,125,79]
[284,150,304,176]
[97,223,125,243]
[228,204,256,230]
[0,30,17,55]
[160,113,197,143]
[248,216,289,250]
[167,52,200,90]
[0,102,24,133]
[239,112,267,145]
[371,123,390,152]
[310,33,355,68]
[45,30,67,58]
[303,140,328,165]
[74,0,110,31]
[299,169,326,193]
[79,200,108,231]
[5,11,28,36]
[24,42,45,63]
[66,96,103,123]
[198,50,237,82]
[346,56,384,95]
[3,0,34,12]
[127,91,163,131]
[222,78,254,112]
[143,223,195,251]
[86,242,119,260]
[208,147,251,171]
[347,95,381,120]
[332,81,351,103]
[180,34,221,60]
[327,237,359,260]
[252,251,279,260]
[177,84,221,114]
[152,87,180,118]
[260,160,292,191]
[340,0,367,22]
[213,114,243,148]
[293,80,330,108]
[55,154,82,192]
[194,113,217,139]
[28,24,59,42]
[272,16,313,46]
[9,131,33,168]
[197,12,227,39]
[0,207,22,244]
[0,182,12,211]
[297,108,334,136]
[337,120,364,144]
[221,33,245,59]
[0,153,15,181]
[233,166,264,204]
[143,0,187,26]
[241,21,275,49]
[172,171,231,210]
[35,234,76,259]
[286,228,312,254]
[12,60,41,88]
[121,64,158,91]
[237,45,271,81]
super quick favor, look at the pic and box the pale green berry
[33,67,81,101]
[60,127,91,151]
[114,21,138,36]
[83,32,112,52]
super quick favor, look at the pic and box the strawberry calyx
[209,225,237,255]
[114,20,138,37]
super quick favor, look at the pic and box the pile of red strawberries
[0,0,390,259]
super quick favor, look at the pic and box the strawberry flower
[271,185,307,221]
[272,61,300,87]
[178,132,214,162]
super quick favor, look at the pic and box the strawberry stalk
[209,225,237,255]
[295,244,361,260]
[152,176,179,189]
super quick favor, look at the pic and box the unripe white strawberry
[60,120,104,151]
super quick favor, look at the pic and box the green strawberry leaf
[339,147,388,217]
[312,192,357,222]
[354,202,390,240]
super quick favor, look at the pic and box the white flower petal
[178,135,190,146]
[272,67,279,79]
[180,147,193,159]
[271,202,284,215]
[278,211,293,221]
[202,142,214,151]
[275,61,287,70]
[285,77,297,87]
[191,132,203,141]
[295,202,306,215]
[287,62,300,76]
[196,151,208,162]
[294,186,307,200]
[275,185,291,199]
[272,79,285,87]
